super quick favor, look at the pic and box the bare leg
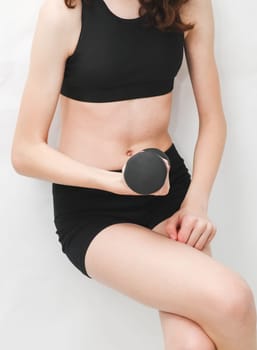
[153,218,216,350]
[84,222,257,350]
[159,311,216,350]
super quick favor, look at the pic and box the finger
[194,224,213,250]
[194,232,211,250]
[206,224,217,243]
[177,215,197,243]
[186,221,208,246]
[166,213,179,240]
[161,158,170,171]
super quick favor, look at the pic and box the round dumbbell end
[142,148,170,166]
[123,151,167,195]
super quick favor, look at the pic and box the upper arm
[180,0,225,123]
[11,0,78,161]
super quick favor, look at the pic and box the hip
[52,142,192,224]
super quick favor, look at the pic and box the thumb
[166,212,180,240]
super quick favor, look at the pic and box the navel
[126,149,133,156]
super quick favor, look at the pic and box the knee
[215,275,256,326]
[170,333,216,350]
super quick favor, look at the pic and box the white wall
[1,0,257,349]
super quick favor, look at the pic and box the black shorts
[52,143,191,278]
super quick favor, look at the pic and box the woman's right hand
[150,158,171,196]
[109,158,171,196]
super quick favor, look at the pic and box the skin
[11,0,257,349]
[149,218,217,349]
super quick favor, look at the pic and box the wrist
[94,168,122,193]
[180,188,209,213]
[96,168,135,195]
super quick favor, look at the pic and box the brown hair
[64,0,194,32]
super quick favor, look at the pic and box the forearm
[12,142,121,192]
[181,117,227,212]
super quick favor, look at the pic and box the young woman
[11,0,256,349]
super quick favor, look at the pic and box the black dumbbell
[122,148,170,195]
[142,147,170,166]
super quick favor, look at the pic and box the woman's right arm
[10,0,169,196]
[10,0,124,193]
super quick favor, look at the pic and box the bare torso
[58,92,174,170]
[57,0,186,171]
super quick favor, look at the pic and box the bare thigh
[84,221,249,332]
[152,218,216,349]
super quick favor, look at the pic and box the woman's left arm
[166,0,227,248]
[181,0,227,211]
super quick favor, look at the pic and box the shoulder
[37,0,83,56]
[38,0,82,32]
[179,0,214,40]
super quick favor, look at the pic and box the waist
[57,132,173,171]
[58,95,173,170]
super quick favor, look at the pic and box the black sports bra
[60,0,185,102]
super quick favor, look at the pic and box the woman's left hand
[165,206,217,250]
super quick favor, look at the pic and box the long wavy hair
[64,0,194,32]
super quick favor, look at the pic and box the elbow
[200,114,227,133]
[221,116,227,139]
[11,149,27,175]
[11,141,34,175]
[11,140,45,175]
